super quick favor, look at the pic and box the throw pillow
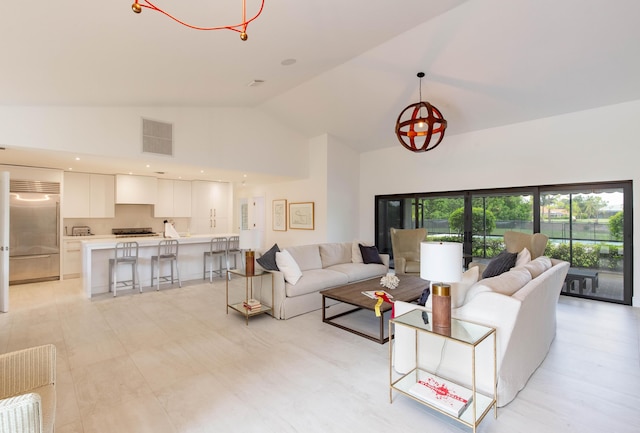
[450,266,480,308]
[256,243,280,271]
[482,250,518,279]
[352,240,371,263]
[359,244,383,265]
[515,247,531,267]
[275,250,303,285]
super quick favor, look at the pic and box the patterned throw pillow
[482,250,518,279]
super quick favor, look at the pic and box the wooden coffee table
[320,275,426,344]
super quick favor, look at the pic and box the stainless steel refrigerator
[9,180,60,284]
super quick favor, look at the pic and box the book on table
[408,372,473,417]
[362,290,394,300]
[243,298,262,311]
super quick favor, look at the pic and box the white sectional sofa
[393,256,570,407]
[256,242,389,320]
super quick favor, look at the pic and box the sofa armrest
[0,393,43,433]
[380,253,390,270]
[0,345,56,399]
[468,261,488,276]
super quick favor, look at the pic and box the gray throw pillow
[482,250,517,278]
[256,243,280,271]
[359,244,383,265]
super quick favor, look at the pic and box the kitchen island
[81,234,237,298]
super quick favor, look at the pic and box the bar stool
[203,237,228,282]
[227,235,242,272]
[108,241,141,297]
[150,239,182,291]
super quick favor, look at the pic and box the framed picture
[289,202,315,230]
[272,199,287,231]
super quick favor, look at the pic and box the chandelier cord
[133,0,264,34]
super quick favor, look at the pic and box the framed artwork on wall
[273,199,287,231]
[289,202,315,230]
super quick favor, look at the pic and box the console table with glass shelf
[389,309,497,433]
[226,269,274,325]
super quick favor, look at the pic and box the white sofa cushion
[276,250,303,285]
[284,269,349,297]
[523,256,552,278]
[516,247,531,267]
[285,244,323,271]
[424,266,479,309]
[319,243,352,268]
[465,266,532,302]
[326,263,388,282]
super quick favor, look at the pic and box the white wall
[359,99,640,306]
[326,135,359,242]
[0,106,308,179]
[235,135,328,250]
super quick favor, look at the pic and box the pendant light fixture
[131,0,265,41]
[395,72,447,152]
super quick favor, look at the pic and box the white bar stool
[150,239,181,291]
[108,241,141,297]
[203,237,228,282]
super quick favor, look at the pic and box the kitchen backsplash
[63,204,191,236]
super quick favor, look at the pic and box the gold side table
[226,269,274,325]
[389,309,497,433]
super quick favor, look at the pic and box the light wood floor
[1,277,638,433]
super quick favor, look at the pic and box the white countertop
[81,233,238,250]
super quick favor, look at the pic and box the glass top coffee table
[320,275,426,344]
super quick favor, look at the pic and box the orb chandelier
[131,0,265,41]
[395,72,447,152]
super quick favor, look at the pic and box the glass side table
[226,269,274,325]
[389,309,497,433]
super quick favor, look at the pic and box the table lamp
[420,241,463,332]
[239,229,262,276]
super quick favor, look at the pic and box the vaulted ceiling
[2,0,640,179]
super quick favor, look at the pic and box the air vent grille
[10,180,60,194]
[142,118,173,156]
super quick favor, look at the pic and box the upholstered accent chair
[0,344,56,433]
[503,231,549,259]
[390,227,427,274]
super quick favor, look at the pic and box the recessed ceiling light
[281,58,296,66]
[146,164,150,168]
[200,170,204,174]
[75,157,80,161]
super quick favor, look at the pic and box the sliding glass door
[375,180,632,305]
[540,184,630,303]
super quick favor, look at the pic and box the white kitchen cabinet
[154,179,191,218]
[191,181,231,234]
[62,239,82,278]
[115,174,157,204]
[63,173,115,218]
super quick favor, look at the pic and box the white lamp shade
[239,229,262,250]
[420,241,463,283]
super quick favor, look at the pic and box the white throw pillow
[451,266,480,308]
[515,247,531,267]
[276,250,303,285]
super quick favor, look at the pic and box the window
[375,181,632,305]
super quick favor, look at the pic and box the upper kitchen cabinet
[154,179,192,218]
[63,172,115,218]
[191,181,231,234]
[115,174,157,204]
